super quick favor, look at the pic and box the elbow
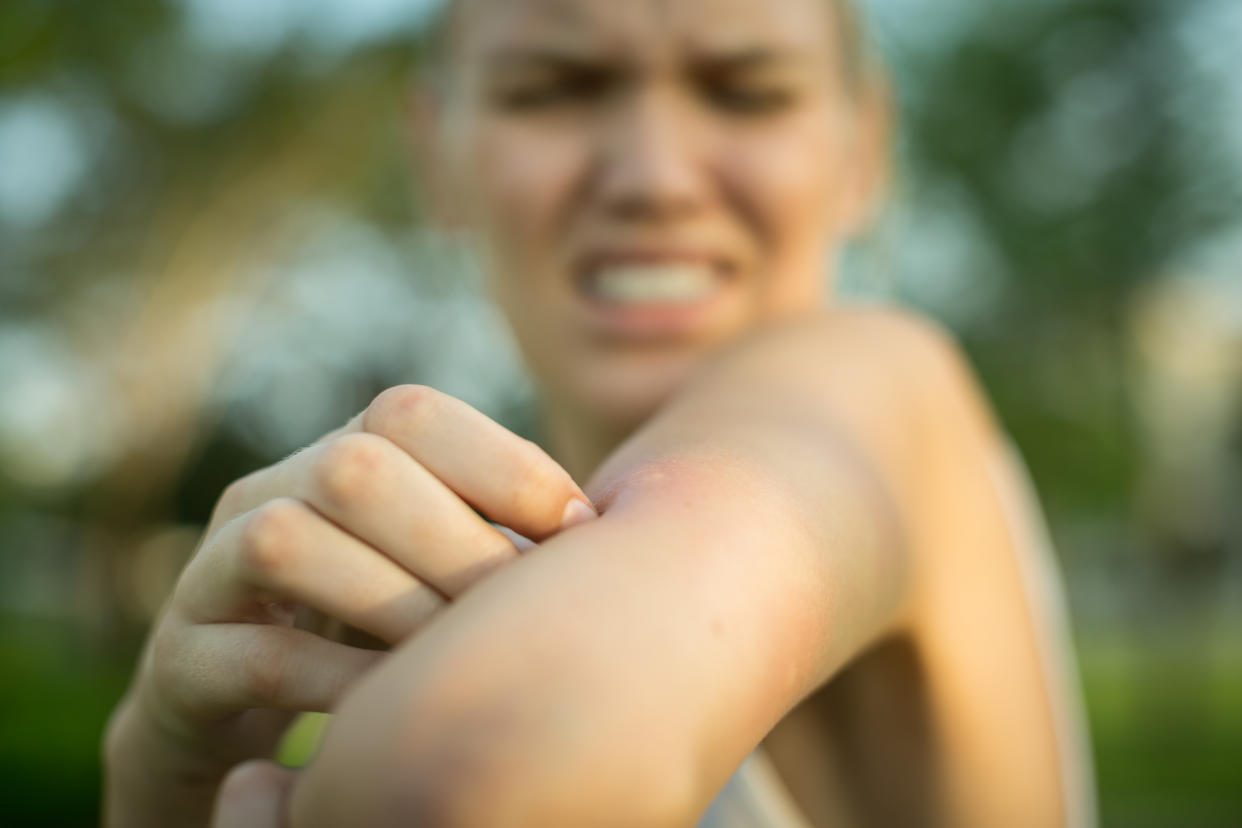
[388,755,694,828]
[388,728,697,828]
[289,717,518,828]
[290,703,697,828]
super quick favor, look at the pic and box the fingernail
[560,498,598,531]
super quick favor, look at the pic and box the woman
[103,0,1095,825]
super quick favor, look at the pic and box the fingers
[361,385,596,541]
[212,761,297,828]
[222,436,523,597]
[303,432,524,595]
[155,621,385,716]
[181,499,446,645]
[214,387,595,546]
[192,384,596,631]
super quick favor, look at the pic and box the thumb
[211,760,299,828]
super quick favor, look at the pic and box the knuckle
[148,625,180,689]
[148,624,199,710]
[237,499,306,580]
[216,473,256,517]
[312,433,391,510]
[364,384,443,439]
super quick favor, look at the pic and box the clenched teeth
[588,264,718,304]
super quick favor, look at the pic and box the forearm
[287,460,824,826]
[287,311,932,827]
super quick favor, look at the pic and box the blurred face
[435,0,882,428]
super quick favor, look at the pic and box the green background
[2,0,1240,824]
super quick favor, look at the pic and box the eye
[703,80,797,116]
[491,69,616,111]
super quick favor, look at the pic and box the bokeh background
[2,0,1240,825]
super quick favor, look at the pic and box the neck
[538,397,636,489]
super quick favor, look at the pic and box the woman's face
[435,0,883,427]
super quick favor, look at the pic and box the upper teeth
[589,264,717,304]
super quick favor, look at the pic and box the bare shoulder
[812,306,999,429]
[719,306,1007,517]
[738,304,962,358]
[717,305,1001,440]
[744,307,1093,827]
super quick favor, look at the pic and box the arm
[104,386,598,828]
[283,309,1042,826]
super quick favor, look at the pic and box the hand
[104,385,596,828]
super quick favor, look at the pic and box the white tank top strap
[697,747,812,828]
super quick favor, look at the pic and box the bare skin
[104,0,1094,825]
[103,388,599,826]
[208,310,1089,828]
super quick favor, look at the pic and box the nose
[594,89,709,223]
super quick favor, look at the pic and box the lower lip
[575,279,733,341]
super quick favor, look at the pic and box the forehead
[455,0,838,61]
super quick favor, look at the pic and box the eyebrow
[484,47,616,72]
[483,45,811,74]
[690,47,811,72]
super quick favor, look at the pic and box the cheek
[461,121,592,388]
[470,123,591,267]
[722,116,851,255]
[718,115,855,312]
